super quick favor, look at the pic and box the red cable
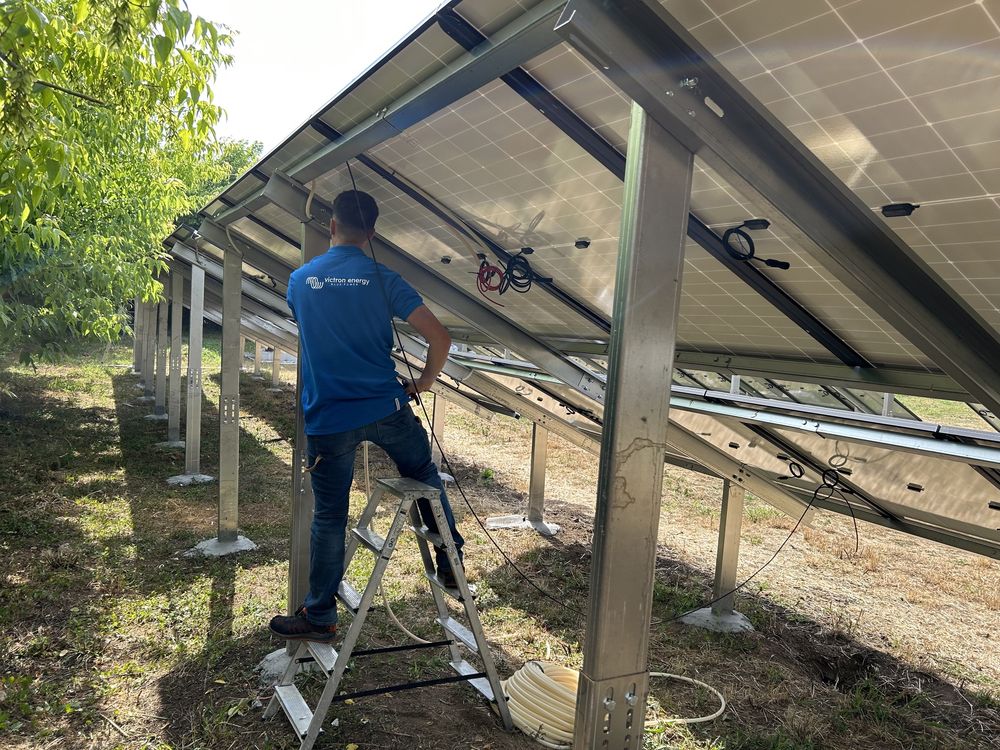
[476,260,506,306]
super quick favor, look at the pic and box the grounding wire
[661,468,860,624]
[345,161,587,620]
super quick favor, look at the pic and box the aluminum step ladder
[264,477,513,749]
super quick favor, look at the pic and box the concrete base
[144,412,168,421]
[256,648,293,685]
[266,387,284,393]
[155,440,185,449]
[679,607,754,633]
[184,535,257,558]
[251,375,265,381]
[136,395,155,402]
[485,514,561,537]
[167,473,215,487]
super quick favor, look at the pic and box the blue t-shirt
[287,245,423,435]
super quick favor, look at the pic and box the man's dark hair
[332,190,379,235]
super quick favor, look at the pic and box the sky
[186,0,445,153]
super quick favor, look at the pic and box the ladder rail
[428,498,514,731]
[301,497,415,749]
[266,477,514,748]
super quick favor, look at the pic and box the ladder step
[438,617,478,653]
[378,476,438,499]
[451,660,495,702]
[306,641,339,676]
[337,580,361,611]
[426,572,468,601]
[352,527,386,554]
[273,684,314,739]
[426,572,477,600]
[410,524,444,548]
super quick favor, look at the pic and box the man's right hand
[403,376,433,399]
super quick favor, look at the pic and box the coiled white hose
[501,662,727,748]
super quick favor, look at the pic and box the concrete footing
[256,648,292,685]
[155,440,185,449]
[183,535,257,558]
[167,473,215,487]
[143,413,168,421]
[679,607,754,633]
[486,514,561,536]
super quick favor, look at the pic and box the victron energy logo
[306,276,371,290]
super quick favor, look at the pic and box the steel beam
[172,241,290,317]
[441,329,971,401]
[799,491,1000,560]
[673,396,1000,470]
[557,0,1000,417]
[574,104,691,750]
[272,0,565,186]
[197,218,295,284]
[218,245,243,543]
[288,220,329,616]
[713,481,745,617]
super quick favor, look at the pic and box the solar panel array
[164,0,1000,556]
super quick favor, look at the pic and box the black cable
[662,468,855,624]
[344,162,586,619]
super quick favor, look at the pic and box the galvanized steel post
[713,481,745,617]
[288,221,328,613]
[153,299,169,417]
[184,266,208,478]
[254,340,264,379]
[167,273,184,442]
[142,302,156,400]
[218,245,243,543]
[527,424,549,525]
[573,103,692,750]
[272,349,282,387]
[132,296,144,375]
[430,393,446,466]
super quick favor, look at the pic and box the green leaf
[153,34,173,65]
[73,0,90,24]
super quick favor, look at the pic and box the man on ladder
[270,189,463,642]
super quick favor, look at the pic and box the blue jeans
[303,404,464,626]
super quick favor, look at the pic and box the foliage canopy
[0,0,258,361]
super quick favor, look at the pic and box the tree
[177,137,262,229]
[0,0,237,362]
